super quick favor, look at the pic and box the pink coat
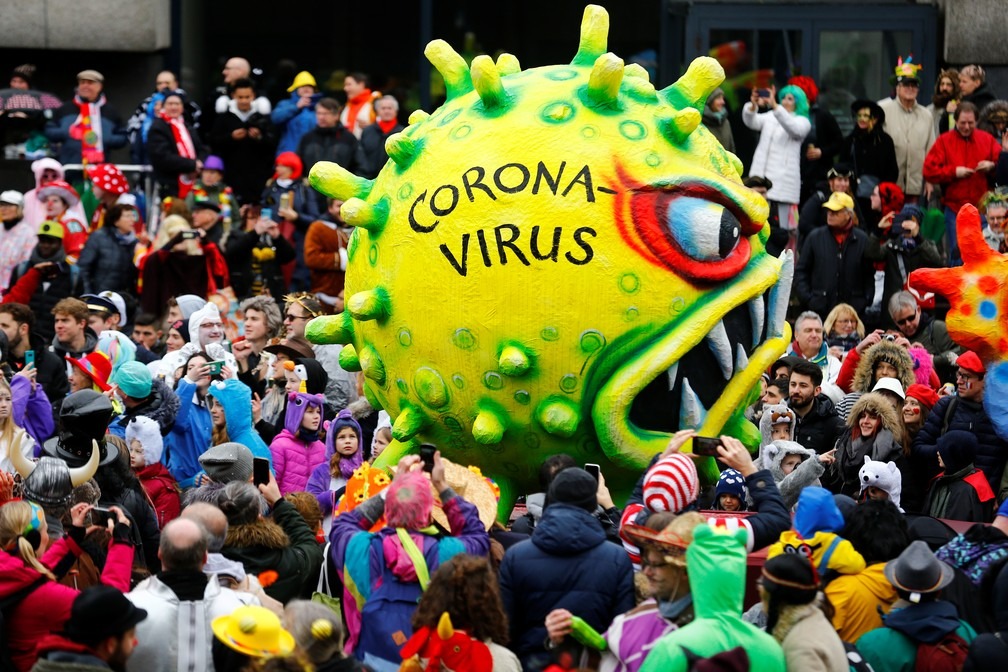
[0,534,134,672]
[270,429,327,495]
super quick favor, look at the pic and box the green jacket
[639,526,785,672]
[856,600,976,672]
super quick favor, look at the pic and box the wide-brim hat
[212,606,295,657]
[37,179,80,207]
[263,335,315,360]
[286,71,317,92]
[851,99,886,124]
[884,540,954,596]
[43,390,116,466]
[621,523,690,566]
[430,460,499,531]
[65,351,112,392]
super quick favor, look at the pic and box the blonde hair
[823,303,865,340]
[0,501,55,580]
[0,377,17,459]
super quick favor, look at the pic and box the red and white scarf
[161,113,197,197]
[71,94,106,164]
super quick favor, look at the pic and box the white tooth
[666,361,679,392]
[749,295,765,347]
[735,343,749,372]
[705,319,733,379]
[768,249,794,338]
[679,377,707,429]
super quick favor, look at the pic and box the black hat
[296,357,329,395]
[884,540,954,600]
[191,198,221,213]
[43,390,116,466]
[761,553,820,603]
[851,99,886,125]
[827,163,855,179]
[64,586,147,645]
[547,468,598,512]
[81,293,117,317]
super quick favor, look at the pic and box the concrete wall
[0,0,170,51]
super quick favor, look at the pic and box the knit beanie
[169,318,192,344]
[199,442,254,483]
[547,468,598,512]
[714,468,748,509]
[936,430,978,474]
[643,454,699,513]
[175,295,206,320]
[125,416,163,465]
[114,360,153,399]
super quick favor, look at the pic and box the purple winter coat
[11,375,54,450]
[269,429,326,495]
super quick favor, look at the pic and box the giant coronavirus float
[306,4,794,512]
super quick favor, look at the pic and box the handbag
[311,541,342,615]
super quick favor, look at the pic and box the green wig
[777,85,810,119]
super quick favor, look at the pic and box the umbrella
[0,88,62,113]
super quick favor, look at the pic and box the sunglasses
[895,313,917,326]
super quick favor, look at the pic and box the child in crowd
[126,415,181,527]
[0,373,42,473]
[925,430,995,522]
[184,155,236,225]
[269,368,327,495]
[207,378,271,461]
[306,408,363,527]
[758,404,832,509]
[370,410,391,461]
[858,456,903,511]
[767,487,866,580]
[712,468,748,511]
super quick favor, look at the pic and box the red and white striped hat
[643,454,699,513]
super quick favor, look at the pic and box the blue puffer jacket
[207,378,271,462]
[271,92,321,155]
[164,377,212,488]
[499,503,635,668]
[913,395,1008,491]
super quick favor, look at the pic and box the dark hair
[95,435,142,501]
[133,311,160,328]
[789,360,823,388]
[538,453,576,490]
[842,499,909,565]
[347,72,369,87]
[231,78,256,93]
[103,203,135,229]
[411,555,509,644]
[955,101,979,121]
[743,176,773,191]
[0,302,34,330]
[767,378,789,396]
[317,97,341,114]
[762,554,820,633]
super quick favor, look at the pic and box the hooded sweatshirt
[767,487,866,577]
[307,409,363,517]
[640,525,786,672]
[164,373,213,488]
[270,391,326,495]
[826,562,899,643]
[758,439,825,509]
[22,158,88,230]
[857,600,976,672]
[206,379,270,461]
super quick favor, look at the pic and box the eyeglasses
[836,318,856,325]
[955,370,979,381]
[895,312,917,326]
[284,313,312,322]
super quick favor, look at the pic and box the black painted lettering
[430,185,460,216]
[565,226,597,265]
[532,161,566,196]
[493,163,531,194]
[530,225,561,262]
[476,228,492,267]
[494,224,531,266]
[562,164,595,202]
[408,191,437,233]
[461,166,496,203]
[440,234,470,276]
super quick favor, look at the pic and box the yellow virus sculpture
[306,5,793,512]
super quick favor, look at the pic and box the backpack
[0,576,47,672]
[914,631,970,672]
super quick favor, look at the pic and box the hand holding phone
[24,350,34,367]
[691,436,724,457]
[419,444,436,473]
[584,463,601,481]
[253,457,271,486]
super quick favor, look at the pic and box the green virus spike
[572,4,609,66]
[473,406,507,445]
[498,344,532,377]
[341,196,389,234]
[308,161,373,201]
[425,39,474,100]
[372,437,417,470]
[392,405,426,441]
[347,287,391,322]
[661,56,725,114]
[414,366,450,409]
[587,53,624,107]
[535,397,580,438]
[471,55,508,110]
[623,63,650,81]
[385,133,419,169]
[728,152,744,177]
[338,344,361,372]
[495,53,521,76]
[304,312,353,345]
[658,107,702,144]
[408,109,430,125]
[362,382,384,412]
[358,344,387,386]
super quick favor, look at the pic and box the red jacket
[137,462,181,528]
[923,128,1002,212]
[0,534,133,672]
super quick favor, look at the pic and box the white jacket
[126,574,258,672]
[742,104,811,205]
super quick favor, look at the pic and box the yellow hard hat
[287,71,317,92]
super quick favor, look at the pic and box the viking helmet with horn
[11,430,100,508]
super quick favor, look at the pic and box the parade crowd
[0,50,1008,672]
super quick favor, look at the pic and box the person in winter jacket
[940,65,999,134]
[858,456,903,510]
[767,487,866,578]
[701,87,734,153]
[261,152,320,292]
[76,203,139,296]
[4,366,53,457]
[712,468,748,511]
[296,97,359,178]
[639,525,786,672]
[307,408,362,531]
[500,467,633,671]
[0,191,38,291]
[788,75,846,204]
[788,360,848,458]
[22,158,87,231]
[355,96,404,179]
[206,378,270,462]
[44,70,128,165]
[98,435,163,573]
[224,211,296,302]
[833,392,906,497]
[107,361,180,440]
[272,72,321,156]
[138,215,229,317]
[0,498,134,672]
[797,163,862,246]
[925,430,995,522]
[146,92,207,198]
[37,180,88,263]
[126,416,180,528]
[209,79,276,205]
[281,600,368,672]
[341,73,378,139]
[841,100,899,199]
[331,453,489,668]
[857,541,976,672]
[164,352,213,488]
[835,338,916,419]
[269,386,326,496]
[866,204,943,325]
[758,419,830,512]
[9,226,83,346]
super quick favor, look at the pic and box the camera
[883,334,897,342]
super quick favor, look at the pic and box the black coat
[9,336,69,425]
[799,105,846,202]
[76,226,137,294]
[297,124,360,177]
[356,122,404,178]
[795,225,875,316]
[792,395,847,457]
[225,228,296,300]
[9,253,82,344]
[913,395,1008,491]
[842,127,899,185]
[147,117,207,196]
[209,110,277,206]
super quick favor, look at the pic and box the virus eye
[662,196,741,261]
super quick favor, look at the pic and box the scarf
[377,119,398,134]
[162,113,197,197]
[343,89,374,133]
[72,94,106,163]
[339,449,363,480]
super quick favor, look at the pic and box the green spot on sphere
[646,152,661,167]
[483,372,504,390]
[541,326,560,341]
[619,120,647,140]
[452,374,465,389]
[514,390,531,405]
[368,244,378,266]
[439,108,462,126]
[541,102,575,124]
[559,374,579,393]
[625,307,639,321]
[451,123,472,139]
[581,126,598,139]
[443,415,464,433]
[414,367,450,409]
[398,328,412,347]
[546,69,578,81]
[452,328,478,351]
[669,297,686,316]
[398,183,414,200]
[396,378,409,394]
[524,432,541,449]
[579,330,605,353]
[619,273,640,294]
[346,228,360,260]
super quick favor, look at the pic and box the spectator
[184,156,238,225]
[210,79,276,205]
[147,92,207,198]
[269,388,326,496]
[281,293,356,413]
[744,175,786,256]
[22,159,87,231]
[700,87,734,153]
[44,69,127,165]
[207,378,270,462]
[824,302,865,358]
[306,407,360,530]
[835,337,916,419]
[189,199,226,249]
[927,68,959,136]
[33,585,148,672]
[925,430,995,522]
[833,392,906,498]
[341,73,378,139]
[841,100,900,201]
[297,97,359,179]
[788,75,845,204]
[95,434,162,573]
[164,353,212,487]
[231,295,283,393]
[37,180,87,263]
[224,210,296,302]
[978,99,1008,143]
[139,215,229,316]
[867,180,906,237]
[304,199,350,312]
[795,192,874,317]
[356,95,404,179]
[126,70,202,165]
[797,163,859,246]
[981,189,1008,253]
[198,442,255,489]
[282,600,366,672]
[49,297,98,361]
[85,163,137,233]
[210,605,293,672]
[0,303,68,417]
[888,291,960,377]
[866,205,943,325]
[788,359,846,457]
[0,191,36,290]
[879,59,937,202]
[786,311,841,386]
[108,360,180,439]
[947,65,998,131]
[923,101,1002,265]
[261,152,320,292]
[126,416,180,528]
[272,71,321,156]
[77,203,139,295]
[126,517,255,672]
